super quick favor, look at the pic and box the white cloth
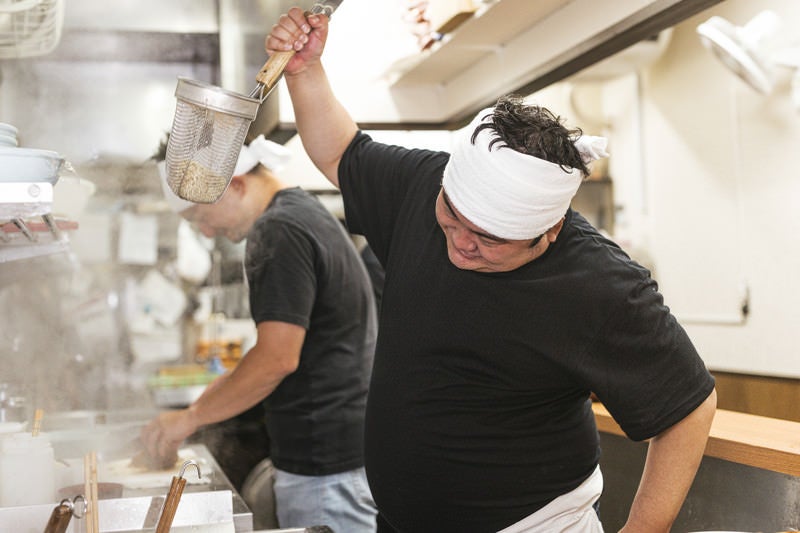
[442,107,608,240]
[233,134,291,176]
[497,466,604,533]
[176,219,212,283]
[159,135,292,213]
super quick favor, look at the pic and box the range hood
[36,0,723,140]
[46,0,307,143]
[279,0,723,131]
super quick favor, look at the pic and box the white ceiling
[54,0,723,129]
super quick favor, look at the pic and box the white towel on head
[234,134,292,176]
[574,135,609,165]
[441,107,608,240]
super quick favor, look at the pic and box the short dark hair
[151,131,169,163]
[471,94,590,178]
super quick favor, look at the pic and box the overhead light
[697,10,800,105]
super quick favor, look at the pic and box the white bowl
[0,146,64,183]
[0,422,26,435]
[0,123,18,137]
[0,134,18,147]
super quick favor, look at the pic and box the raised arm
[620,389,717,532]
[265,7,358,188]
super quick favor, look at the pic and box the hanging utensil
[248,1,342,103]
[165,0,343,204]
[155,459,202,533]
[42,495,86,533]
[246,0,340,101]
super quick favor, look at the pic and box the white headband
[159,134,292,213]
[233,134,292,176]
[441,107,608,240]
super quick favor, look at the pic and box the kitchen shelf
[367,0,723,128]
[387,0,566,86]
[0,217,77,263]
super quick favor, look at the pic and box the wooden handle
[254,6,333,96]
[42,503,72,533]
[254,50,295,93]
[155,476,187,533]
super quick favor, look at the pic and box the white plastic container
[0,146,64,183]
[0,123,18,141]
[0,134,17,147]
[0,432,56,507]
[0,422,25,435]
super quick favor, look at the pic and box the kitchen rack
[0,181,78,263]
[0,0,64,59]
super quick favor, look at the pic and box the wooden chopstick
[83,455,91,533]
[83,452,99,533]
[32,408,43,436]
[90,452,99,533]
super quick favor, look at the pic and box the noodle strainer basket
[165,1,343,204]
[165,79,259,204]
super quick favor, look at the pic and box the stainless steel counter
[40,409,253,529]
[0,442,254,532]
[119,443,254,532]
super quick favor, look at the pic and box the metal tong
[155,459,202,533]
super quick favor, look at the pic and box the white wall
[582,0,800,377]
[6,0,795,378]
[281,0,800,378]
[283,0,800,378]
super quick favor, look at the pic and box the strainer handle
[254,4,335,99]
[255,50,296,96]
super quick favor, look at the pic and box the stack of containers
[0,123,63,184]
[0,123,17,147]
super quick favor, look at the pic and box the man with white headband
[266,8,716,533]
[143,134,379,532]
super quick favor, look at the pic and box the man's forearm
[189,351,286,428]
[188,320,305,430]
[621,389,717,532]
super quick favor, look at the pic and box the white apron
[497,466,604,533]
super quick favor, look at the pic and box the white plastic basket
[0,0,64,59]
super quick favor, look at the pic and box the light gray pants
[274,466,378,533]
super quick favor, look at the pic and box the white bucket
[0,432,56,507]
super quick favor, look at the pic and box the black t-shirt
[339,132,715,532]
[244,187,377,476]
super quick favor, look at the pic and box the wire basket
[0,0,64,59]
[166,78,260,204]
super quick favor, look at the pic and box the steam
[0,250,131,424]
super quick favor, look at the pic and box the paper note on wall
[118,212,158,265]
[70,212,112,263]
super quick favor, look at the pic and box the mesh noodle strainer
[165,0,343,204]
